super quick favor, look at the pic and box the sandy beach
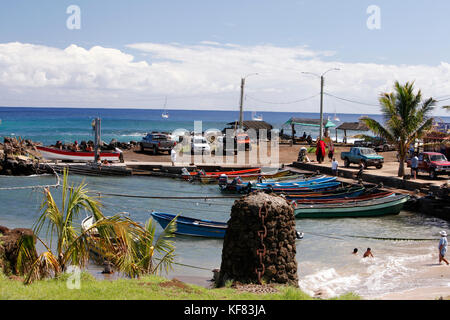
[373,263,450,300]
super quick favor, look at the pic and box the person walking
[439,231,449,265]
[410,153,419,179]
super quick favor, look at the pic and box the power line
[245,93,320,105]
[324,92,379,107]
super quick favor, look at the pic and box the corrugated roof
[226,121,273,130]
[284,117,336,128]
[336,122,370,131]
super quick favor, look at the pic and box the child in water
[363,248,374,258]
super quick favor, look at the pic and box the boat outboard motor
[218,174,228,187]
[295,231,304,240]
[298,147,307,162]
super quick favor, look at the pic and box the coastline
[370,263,450,300]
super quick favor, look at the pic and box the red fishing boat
[36,146,121,162]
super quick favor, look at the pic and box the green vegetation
[360,81,435,177]
[17,169,177,284]
[0,272,360,300]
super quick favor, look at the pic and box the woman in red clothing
[316,139,326,164]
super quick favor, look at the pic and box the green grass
[0,272,361,300]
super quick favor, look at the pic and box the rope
[0,165,61,191]
[171,261,214,271]
[301,231,436,242]
[87,191,241,200]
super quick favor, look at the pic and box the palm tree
[19,169,177,284]
[360,81,435,177]
[117,216,177,278]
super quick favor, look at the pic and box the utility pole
[238,73,258,131]
[301,68,340,141]
[319,75,324,141]
[239,77,245,131]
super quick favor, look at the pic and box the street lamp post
[302,68,340,140]
[239,73,258,130]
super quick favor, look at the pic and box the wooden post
[291,124,295,146]
[94,118,101,163]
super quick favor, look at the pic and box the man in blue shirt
[439,231,449,265]
[410,153,419,180]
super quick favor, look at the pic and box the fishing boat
[294,194,410,219]
[36,146,121,162]
[183,167,261,180]
[150,212,304,240]
[252,181,342,193]
[254,176,337,188]
[290,190,394,205]
[151,212,227,239]
[220,174,331,193]
[198,169,290,184]
[284,185,366,200]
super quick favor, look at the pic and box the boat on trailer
[37,146,121,162]
[294,194,410,219]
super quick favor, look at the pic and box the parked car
[407,152,450,179]
[191,135,211,154]
[214,132,252,155]
[372,137,396,152]
[341,147,384,169]
[140,132,176,154]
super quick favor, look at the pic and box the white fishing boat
[36,146,121,162]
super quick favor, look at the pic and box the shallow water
[0,173,449,298]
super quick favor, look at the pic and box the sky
[0,0,450,116]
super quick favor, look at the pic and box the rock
[0,226,37,276]
[216,191,298,287]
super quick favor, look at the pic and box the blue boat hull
[151,212,227,239]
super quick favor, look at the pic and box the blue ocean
[0,106,390,145]
[0,106,449,299]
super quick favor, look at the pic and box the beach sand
[372,264,450,300]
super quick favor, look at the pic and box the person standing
[331,158,339,176]
[438,231,449,265]
[410,153,419,179]
[316,139,326,164]
[328,140,335,162]
[170,148,177,166]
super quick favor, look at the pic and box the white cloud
[0,41,449,116]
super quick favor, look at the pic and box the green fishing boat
[294,194,410,219]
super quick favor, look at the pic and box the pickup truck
[140,132,176,154]
[341,147,384,169]
[407,152,450,179]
